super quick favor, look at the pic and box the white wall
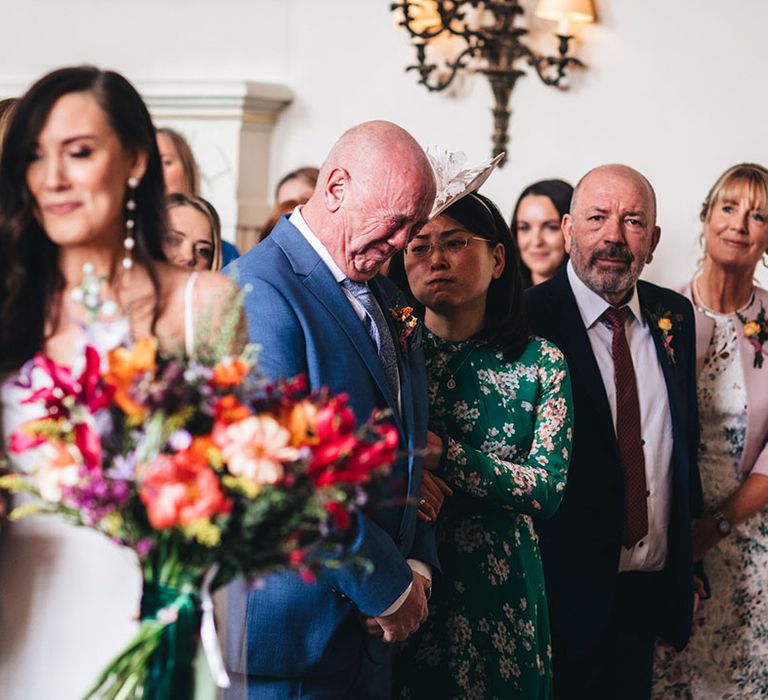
[2,0,767,286]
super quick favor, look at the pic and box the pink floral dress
[653,310,768,698]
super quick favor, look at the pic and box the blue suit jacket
[224,216,438,679]
[525,269,702,695]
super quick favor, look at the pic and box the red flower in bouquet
[213,395,251,424]
[139,450,232,530]
[314,424,399,486]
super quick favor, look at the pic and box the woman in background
[511,179,572,288]
[391,192,572,699]
[275,165,318,205]
[164,193,223,271]
[654,163,768,698]
[156,126,240,265]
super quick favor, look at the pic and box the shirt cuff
[379,582,412,616]
[407,559,432,583]
[379,560,432,616]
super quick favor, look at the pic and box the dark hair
[275,166,319,203]
[510,178,572,288]
[389,192,529,362]
[166,193,223,271]
[0,65,167,373]
[0,98,17,159]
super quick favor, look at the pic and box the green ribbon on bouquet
[83,580,202,700]
[140,582,201,700]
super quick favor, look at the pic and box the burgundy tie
[603,306,648,548]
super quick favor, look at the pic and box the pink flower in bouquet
[35,439,83,502]
[19,346,112,468]
[217,415,301,485]
[9,419,47,453]
[139,451,232,530]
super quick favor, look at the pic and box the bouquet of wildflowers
[1,331,397,698]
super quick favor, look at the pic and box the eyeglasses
[405,236,490,258]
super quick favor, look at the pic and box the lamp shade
[534,0,595,24]
[394,0,442,35]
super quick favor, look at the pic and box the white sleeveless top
[0,273,199,700]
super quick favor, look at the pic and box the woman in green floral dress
[390,192,573,699]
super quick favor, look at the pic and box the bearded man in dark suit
[525,164,702,699]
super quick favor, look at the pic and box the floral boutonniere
[648,307,682,364]
[737,303,768,369]
[390,304,420,353]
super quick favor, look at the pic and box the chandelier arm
[529,53,584,87]
[407,42,479,92]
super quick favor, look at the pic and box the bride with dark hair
[0,65,241,698]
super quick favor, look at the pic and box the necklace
[692,273,754,316]
[69,262,119,322]
[445,344,477,389]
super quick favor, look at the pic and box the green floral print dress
[394,331,573,700]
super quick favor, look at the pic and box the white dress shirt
[289,208,430,610]
[567,262,673,572]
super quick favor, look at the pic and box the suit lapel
[370,279,415,445]
[271,224,406,436]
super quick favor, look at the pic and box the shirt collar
[566,259,644,329]
[289,207,347,283]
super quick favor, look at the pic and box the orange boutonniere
[648,307,681,364]
[390,304,420,353]
[737,304,768,369]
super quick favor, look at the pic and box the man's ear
[562,214,573,255]
[323,167,349,213]
[646,225,661,264]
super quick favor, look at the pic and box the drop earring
[123,176,138,271]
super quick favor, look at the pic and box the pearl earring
[123,176,138,271]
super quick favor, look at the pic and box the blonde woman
[654,163,768,698]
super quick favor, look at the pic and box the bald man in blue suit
[224,121,439,699]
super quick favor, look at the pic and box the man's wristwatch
[712,510,732,537]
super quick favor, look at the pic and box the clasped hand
[418,430,453,522]
[362,571,430,643]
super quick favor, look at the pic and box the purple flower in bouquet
[64,466,130,526]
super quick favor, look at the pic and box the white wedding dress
[0,314,141,700]
[0,273,217,700]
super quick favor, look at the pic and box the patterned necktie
[341,279,400,403]
[603,306,649,548]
